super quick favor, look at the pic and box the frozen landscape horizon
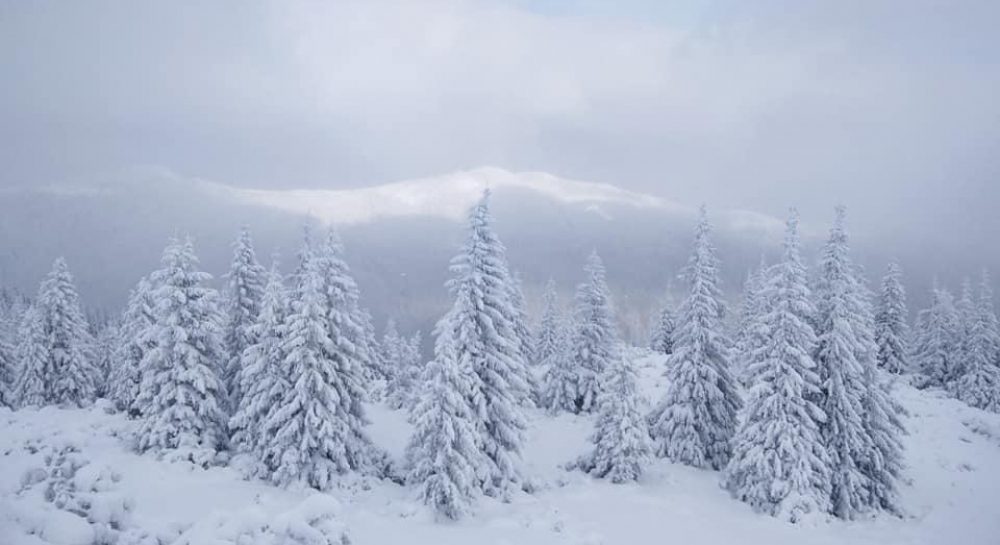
[2,1,999,544]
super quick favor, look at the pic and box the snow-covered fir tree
[533,278,562,366]
[539,317,578,414]
[875,262,909,374]
[441,190,531,498]
[134,238,228,465]
[648,207,741,470]
[2,292,30,407]
[404,332,423,393]
[315,229,378,401]
[852,262,907,515]
[733,260,770,386]
[954,271,1000,412]
[0,327,13,407]
[649,297,676,356]
[36,258,96,406]
[12,305,48,408]
[109,277,156,415]
[724,211,832,522]
[92,320,118,399]
[229,263,290,473]
[954,278,978,383]
[976,270,1000,366]
[574,354,651,483]
[508,271,534,365]
[222,227,266,411]
[1,290,29,335]
[570,251,618,414]
[406,315,485,520]
[911,285,960,388]
[811,207,876,519]
[359,307,385,395]
[386,328,423,412]
[859,357,908,514]
[388,331,423,411]
[263,253,382,488]
[382,319,405,406]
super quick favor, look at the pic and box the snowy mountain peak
[227,167,680,226]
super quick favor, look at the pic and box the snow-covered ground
[2,355,999,545]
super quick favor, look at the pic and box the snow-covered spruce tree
[852,264,907,515]
[359,308,386,395]
[0,305,15,396]
[954,272,1000,412]
[222,227,266,411]
[649,298,676,356]
[723,211,832,522]
[315,229,379,401]
[648,207,741,470]
[229,263,290,471]
[911,286,960,388]
[134,238,228,465]
[571,251,619,414]
[811,207,876,519]
[0,339,12,407]
[441,190,531,498]
[382,319,406,407]
[539,317,579,414]
[1,292,31,406]
[12,305,48,407]
[404,332,423,394]
[954,278,978,384]
[386,328,423,412]
[733,260,769,385]
[0,291,29,345]
[36,258,96,406]
[263,254,381,488]
[508,271,534,365]
[406,314,485,520]
[534,278,562,366]
[91,320,119,399]
[574,354,651,483]
[875,262,910,374]
[976,271,1000,366]
[108,277,156,415]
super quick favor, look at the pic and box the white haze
[0,0,997,336]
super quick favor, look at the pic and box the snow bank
[2,364,999,544]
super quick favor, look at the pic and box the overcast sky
[1,0,998,252]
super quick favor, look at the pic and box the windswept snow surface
[2,355,999,544]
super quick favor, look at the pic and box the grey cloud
[0,0,997,296]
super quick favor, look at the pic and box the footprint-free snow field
[2,356,999,545]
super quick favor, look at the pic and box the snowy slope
[225,167,682,226]
[223,166,784,237]
[2,355,999,545]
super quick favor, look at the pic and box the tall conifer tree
[12,305,48,408]
[406,315,485,520]
[109,277,156,415]
[135,239,228,464]
[229,263,291,473]
[812,207,876,519]
[570,251,619,414]
[37,258,96,406]
[875,262,909,374]
[648,207,741,470]
[534,279,563,366]
[440,190,531,498]
[222,227,266,410]
[724,212,832,522]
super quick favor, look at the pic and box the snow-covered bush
[172,495,349,545]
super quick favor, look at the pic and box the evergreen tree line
[0,192,997,524]
[532,204,990,524]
